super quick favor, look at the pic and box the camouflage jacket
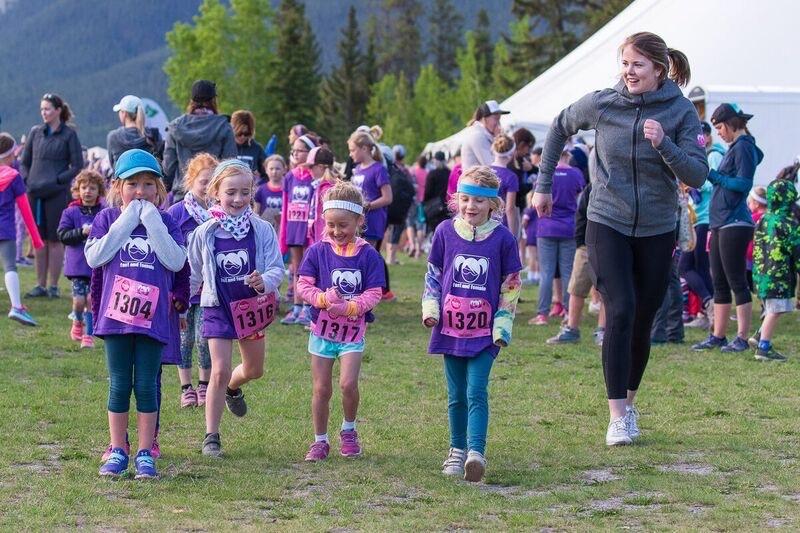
[753,179,800,300]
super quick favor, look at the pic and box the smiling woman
[532,31,708,448]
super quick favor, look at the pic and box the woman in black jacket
[20,93,83,298]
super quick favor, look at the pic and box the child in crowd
[280,135,317,325]
[751,176,800,361]
[306,147,339,243]
[57,169,105,347]
[167,153,218,408]
[0,132,42,326]
[188,159,284,457]
[522,191,539,284]
[297,182,385,461]
[348,130,395,301]
[746,186,767,291]
[254,154,286,230]
[422,166,522,482]
[87,149,187,479]
[489,134,520,236]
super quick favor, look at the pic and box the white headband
[323,200,363,215]
[749,190,767,205]
[298,135,316,150]
[0,143,16,160]
[495,142,516,159]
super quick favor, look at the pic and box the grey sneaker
[463,450,486,482]
[721,336,749,353]
[685,314,710,329]
[225,389,247,417]
[606,416,632,446]
[755,346,787,362]
[47,285,60,299]
[692,334,727,351]
[25,285,47,298]
[625,406,640,440]
[593,327,605,346]
[441,447,466,476]
[546,326,580,344]
[202,433,222,457]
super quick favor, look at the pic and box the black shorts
[29,189,70,242]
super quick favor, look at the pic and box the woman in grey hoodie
[533,32,708,446]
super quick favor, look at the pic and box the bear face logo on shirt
[292,185,311,203]
[331,269,362,296]
[453,254,489,289]
[120,233,156,269]
[351,173,365,191]
[265,196,282,209]
[216,249,250,282]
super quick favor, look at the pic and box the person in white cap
[460,100,510,170]
[107,95,149,168]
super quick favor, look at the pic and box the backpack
[386,163,416,225]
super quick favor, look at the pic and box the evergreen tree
[473,9,493,86]
[317,6,368,157]
[426,0,463,84]
[364,15,379,89]
[452,32,490,125]
[375,0,423,83]
[412,64,458,154]
[491,17,530,99]
[266,0,321,152]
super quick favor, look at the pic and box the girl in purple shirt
[296,182,385,462]
[57,169,105,348]
[490,134,520,236]
[348,130,394,300]
[86,149,187,479]
[422,166,522,483]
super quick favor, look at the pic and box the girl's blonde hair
[107,172,167,207]
[491,134,515,156]
[324,180,365,208]
[347,130,384,164]
[526,189,535,208]
[265,154,286,170]
[71,169,106,200]
[184,153,219,190]
[448,166,504,220]
[206,159,254,204]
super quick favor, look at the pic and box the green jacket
[753,179,800,300]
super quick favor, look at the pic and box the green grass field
[1,258,800,531]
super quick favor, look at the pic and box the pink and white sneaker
[304,441,330,462]
[101,442,130,462]
[150,437,161,459]
[181,386,198,408]
[340,430,362,457]
[196,383,208,407]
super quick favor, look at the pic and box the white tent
[425,0,800,183]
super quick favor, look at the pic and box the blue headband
[457,183,499,198]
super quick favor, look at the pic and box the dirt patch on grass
[657,462,714,476]
[11,442,64,475]
[580,468,621,485]
[767,518,792,528]
[686,504,712,515]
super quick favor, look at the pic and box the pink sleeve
[351,287,383,315]
[296,275,323,308]
[15,194,44,249]
[278,188,289,255]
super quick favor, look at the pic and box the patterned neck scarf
[183,192,211,225]
[209,205,253,241]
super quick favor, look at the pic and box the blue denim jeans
[536,237,576,315]
[443,351,495,454]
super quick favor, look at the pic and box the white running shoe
[464,450,486,482]
[441,447,466,476]
[625,405,640,440]
[588,301,601,315]
[606,416,632,446]
[685,315,710,329]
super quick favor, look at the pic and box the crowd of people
[0,31,798,483]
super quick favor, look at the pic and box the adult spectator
[163,80,236,199]
[460,100,509,170]
[423,151,450,233]
[533,32,707,446]
[107,95,153,168]
[20,93,83,298]
[231,110,266,183]
[692,104,762,353]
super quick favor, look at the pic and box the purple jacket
[57,202,103,278]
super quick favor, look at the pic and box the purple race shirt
[255,183,283,214]
[202,227,259,339]
[351,163,390,240]
[523,207,538,246]
[536,165,584,239]
[283,169,313,246]
[298,241,386,325]
[58,204,101,278]
[91,207,184,345]
[167,202,202,304]
[492,166,520,228]
[0,169,25,241]
[427,219,522,358]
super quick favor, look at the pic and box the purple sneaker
[340,430,362,457]
[304,441,330,462]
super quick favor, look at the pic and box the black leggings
[679,223,713,302]
[709,226,753,306]
[587,221,674,400]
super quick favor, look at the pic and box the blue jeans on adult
[651,252,684,342]
[537,237,576,315]
[443,351,494,454]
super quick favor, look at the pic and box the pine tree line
[164,0,632,157]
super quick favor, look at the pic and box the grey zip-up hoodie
[536,79,708,237]
[106,126,149,167]
[163,113,236,196]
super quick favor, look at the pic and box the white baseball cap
[112,95,142,114]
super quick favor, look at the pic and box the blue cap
[114,149,162,180]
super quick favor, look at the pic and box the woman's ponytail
[59,103,73,123]
[134,105,146,136]
[667,48,691,87]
